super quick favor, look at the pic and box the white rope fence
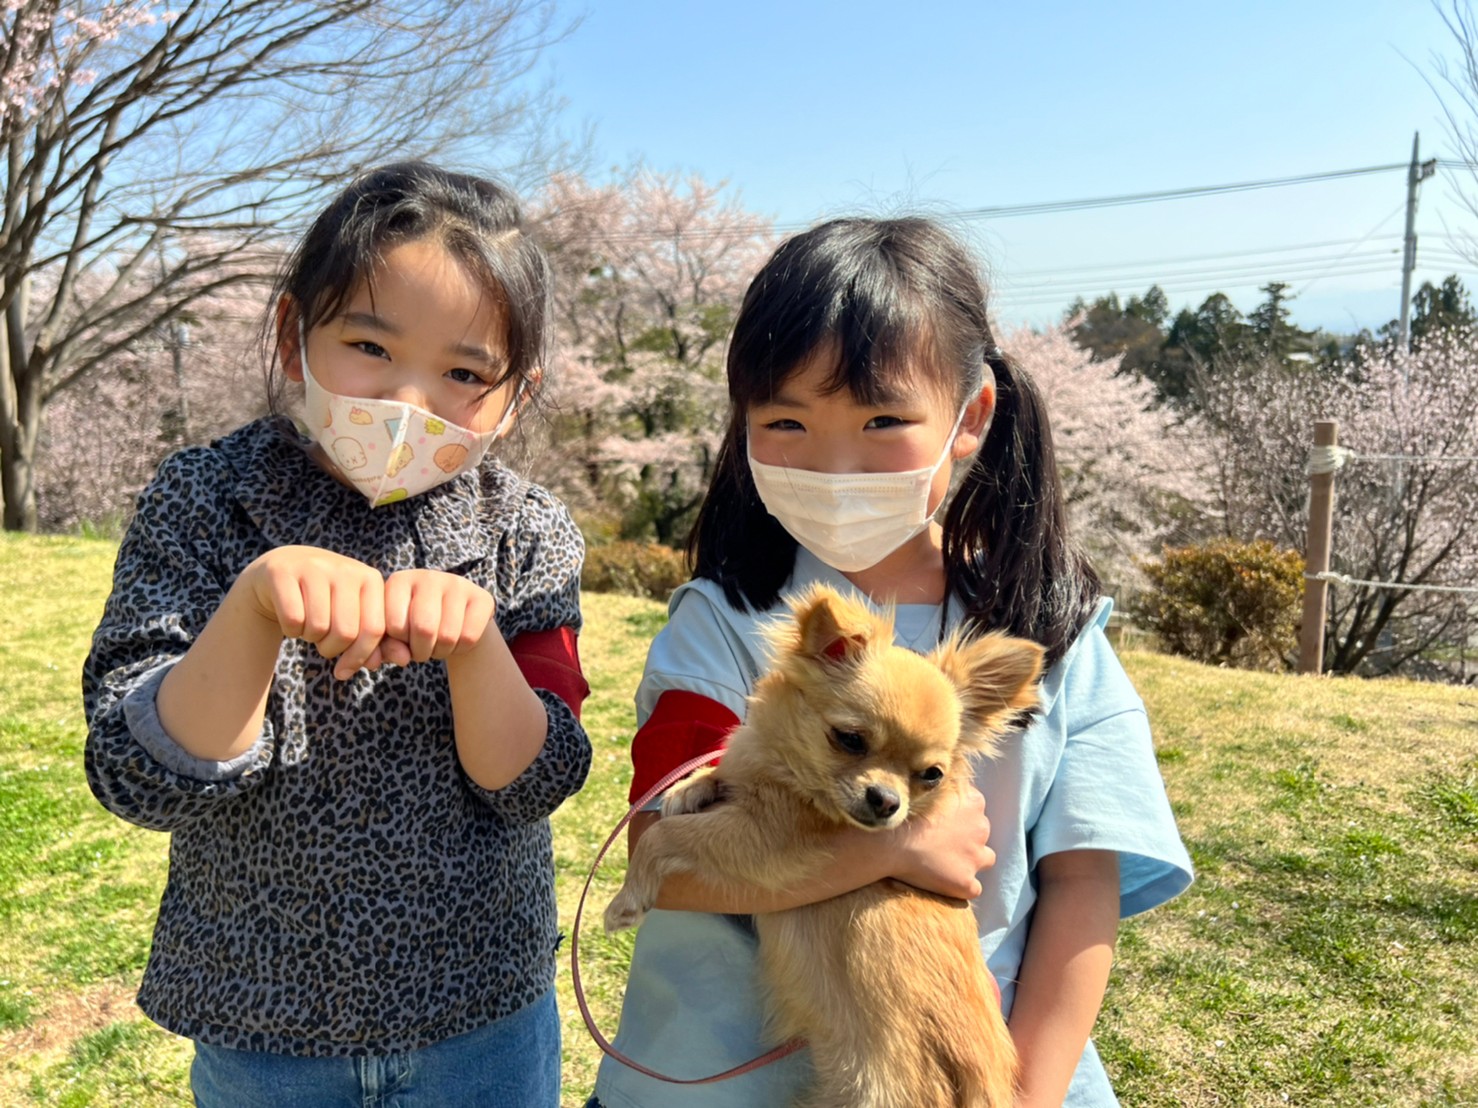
[1305,571,1478,597]
[1306,445,1478,474]
[1299,422,1478,673]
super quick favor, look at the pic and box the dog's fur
[605,584,1043,1108]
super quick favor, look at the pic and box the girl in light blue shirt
[590,217,1191,1108]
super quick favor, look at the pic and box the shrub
[582,541,688,601]
[1130,538,1305,670]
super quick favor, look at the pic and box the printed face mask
[747,403,971,573]
[298,326,518,507]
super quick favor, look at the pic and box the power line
[1000,248,1402,291]
[998,261,1396,299]
[994,252,1477,309]
[994,253,1410,302]
[1000,234,1405,278]
[989,232,1478,310]
[587,162,1420,245]
[994,266,1406,310]
[1293,201,1408,298]
[947,164,1410,221]
[996,261,1402,307]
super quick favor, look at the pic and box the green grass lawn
[2,532,1475,1106]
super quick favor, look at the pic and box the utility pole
[1398,132,1438,352]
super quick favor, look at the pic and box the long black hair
[266,161,552,407]
[688,217,1101,666]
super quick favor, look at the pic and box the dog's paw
[662,769,725,816]
[603,887,649,933]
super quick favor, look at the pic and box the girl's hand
[238,545,388,680]
[884,784,995,900]
[382,569,496,667]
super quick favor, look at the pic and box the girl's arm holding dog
[1008,848,1120,1108]
[626,783,996,914]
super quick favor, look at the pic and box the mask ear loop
[977,351,999,440]
[296,317,314,385]
[295,316,337,397]
[938,353,998,508]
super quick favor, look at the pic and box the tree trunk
[0,435,38,531]
[0,287,39,532]
[0,373,40,533]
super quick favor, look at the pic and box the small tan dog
[605,583,1043,1108]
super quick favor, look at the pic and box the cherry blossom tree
[1196,333,1478,677]
[1006,321,1212,594]
[35,274,267,531]
[530,169,773,544]
[1,0,567,530]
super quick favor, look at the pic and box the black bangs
[727,219,932,409]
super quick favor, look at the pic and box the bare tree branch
[0,0,574,529]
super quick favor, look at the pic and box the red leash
[570,749,806,1084]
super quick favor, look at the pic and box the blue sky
[532,1,1474,333]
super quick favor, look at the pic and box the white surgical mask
[747,403,971,573]
[298,325,518,507]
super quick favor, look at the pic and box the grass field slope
[2,533,1474,1106]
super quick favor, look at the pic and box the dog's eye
[917,766,945,789]
[830,728,868,755]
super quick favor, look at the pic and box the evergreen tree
[1247,282,1319,362]
[1378,275,1478,349]
[1148,293,1251,405]
[1066,287,1169,380]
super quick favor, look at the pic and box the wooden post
[1298,420,1338,674]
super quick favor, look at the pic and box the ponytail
[943,349,1100,666]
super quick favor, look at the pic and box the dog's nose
[864,785,900,820]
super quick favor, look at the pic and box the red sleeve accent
[628,689,741,803]
[508,626,590,720]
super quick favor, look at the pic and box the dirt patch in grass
[0,980,138,1060]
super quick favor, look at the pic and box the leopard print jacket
[83,417,592,1057]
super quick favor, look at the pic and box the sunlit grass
[0,534,190,1102]
[551,592,650,1099]
[1101,651,1478,1106]
[3,533,1476,1105]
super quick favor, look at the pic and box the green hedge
[1130,538,1305,670]
[582,541,688,602]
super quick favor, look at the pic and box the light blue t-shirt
[593,549,1193,1107]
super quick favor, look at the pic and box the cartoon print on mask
[332,437,368,471]
[386,442,415,478]
[434,444,469,472]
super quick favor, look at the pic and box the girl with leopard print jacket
[82,163,591,1107]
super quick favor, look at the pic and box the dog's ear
[932,632,1044,746]
[790,584,887,664]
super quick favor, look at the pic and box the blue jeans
[191,990,560,1107]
